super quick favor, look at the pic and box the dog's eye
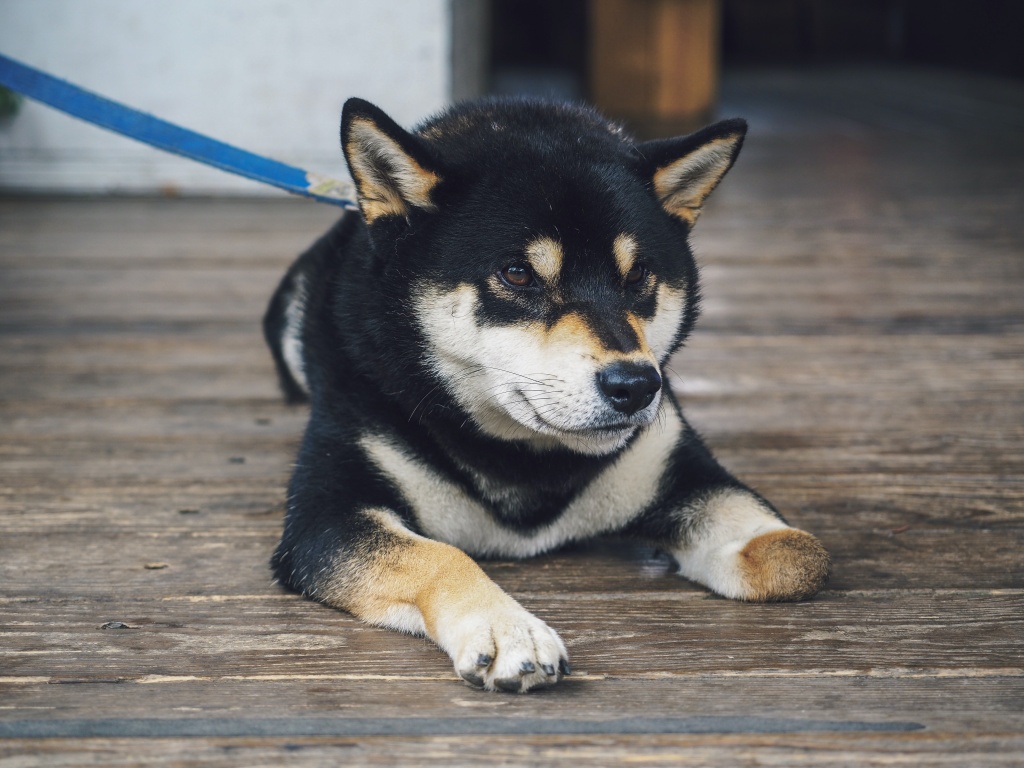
[624,264,648,285]
[500,263,535,288]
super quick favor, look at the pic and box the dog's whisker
[470,365,557,388]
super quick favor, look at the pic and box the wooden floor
[2,68,1023,766]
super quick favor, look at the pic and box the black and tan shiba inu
[264,97,830,693]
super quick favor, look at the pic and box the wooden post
[590,0,721,137]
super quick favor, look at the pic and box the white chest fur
[359,403,684,557]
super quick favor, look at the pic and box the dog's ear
[638,118,747,226]
[341,98,442,225]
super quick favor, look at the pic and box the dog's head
[341,98,745,456]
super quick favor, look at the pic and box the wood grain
[3,733,1023,768]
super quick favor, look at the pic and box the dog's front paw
[674,491,830,602]
[738,528,831,602]
[447,602,569,693]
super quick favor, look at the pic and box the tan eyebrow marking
[525,236,564,284]
[613,233,639,278]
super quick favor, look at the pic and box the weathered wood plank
[2,732,1023,767]
[3,591,1021,679]
[5,335,1024,408]
[3,263,1020,334]
[2,676,1021,732]
[3,429,1021,493]
[0,198,337,269]
[1,526,1021,593]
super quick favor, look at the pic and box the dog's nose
[597,362,662,415]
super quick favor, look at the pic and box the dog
[263,97,830,693]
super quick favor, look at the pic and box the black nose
[597,361,662,415]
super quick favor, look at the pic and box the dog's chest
[458,474,568,529]
[359,404,683,558]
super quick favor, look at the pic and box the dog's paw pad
[739,528,831,602]
[451,605,568,693]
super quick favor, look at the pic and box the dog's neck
[416,413,628,530]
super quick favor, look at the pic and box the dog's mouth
[531,410,647,440]
[563,421,638,435]
[529,415,640,456]
[591,421,638,432]
[474,383,661,455]
[521,386,660,436]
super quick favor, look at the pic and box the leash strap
[0,53,356,208]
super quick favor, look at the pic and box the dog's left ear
[638,118,747,226]
[341,98,442,225]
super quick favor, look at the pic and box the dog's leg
[668,489,830,602]
[278,506,568,693]
[628,413,830,602]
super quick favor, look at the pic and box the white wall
[0,0,457,195]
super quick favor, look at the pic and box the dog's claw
[460,671,485,688]
[476,654,492,668]
[519,660,536,675]
[541,663,556,677]
[494,677,522,693]
[559,658,572,676]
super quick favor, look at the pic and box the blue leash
[0,53,355,208]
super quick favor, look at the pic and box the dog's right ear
[341,98,442,225]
